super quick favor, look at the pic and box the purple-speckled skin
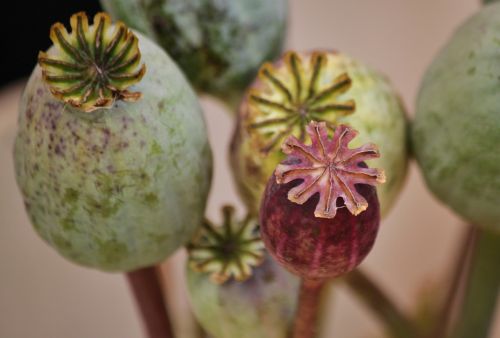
[260,176,380,280]
[14,33,212,271]
[187,255,299,338]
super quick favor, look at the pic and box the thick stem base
[126,266,174,338]
[451,228,500,338]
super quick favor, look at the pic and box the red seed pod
[260,121,385,279]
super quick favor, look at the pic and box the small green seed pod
[186,206,299,338]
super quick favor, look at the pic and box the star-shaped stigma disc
[246,51,355,154]
[187,206,265,284]
[38,12,146,112]
[276,121,386,219]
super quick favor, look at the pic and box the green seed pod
[100,0,288,106]
[13,12,212,271]
[413,3,500,231]
[186,206,299,338]
[230,51,408,217]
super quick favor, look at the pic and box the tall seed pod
[100,0,288,107]
[412,5,500,336]
[231,50,407,217]
[413,3,500,232]
[186,206,299,338]
[13,12,212,271]
[260,121,385,338]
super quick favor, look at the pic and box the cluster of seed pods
[21,1,500,337]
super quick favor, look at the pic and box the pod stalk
[126,267,174,338]
[292,278,326,338]
[451,227,500,338]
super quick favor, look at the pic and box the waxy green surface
[187,256,298,338]
[231,52,409,217]
[14,33,212,271]
[101,0,288,104]
[413,4,500,231]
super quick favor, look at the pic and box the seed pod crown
[276,121,386,218]
[38,12,146,112]
[188,206,265,284]
[247,51,355,154]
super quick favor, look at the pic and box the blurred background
[0,0,498,337]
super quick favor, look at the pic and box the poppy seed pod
[231,50,407,218]
[13,12,212,271]
[186,206,298,338]
[260,121,384,279]
[413,2,500,231]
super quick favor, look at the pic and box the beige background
[1,0,498,337]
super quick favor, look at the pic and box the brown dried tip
[275,121,386,218]
[38,12,146,112]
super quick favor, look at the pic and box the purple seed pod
[260,121,385,280]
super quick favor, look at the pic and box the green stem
[292,278,327,338]
[428,225,477,338]
[344,269,418,338]
[483,0,500,5]
[451,228,500,338]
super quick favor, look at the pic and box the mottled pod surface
[186,256,299,338]
[100,0,288,103]
[260,176,380,279]
[14,32,212,271]
[412,3,500,231]
[231,51,408,218]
